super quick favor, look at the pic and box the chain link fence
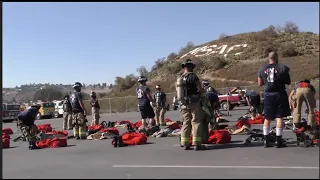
[84,81,319,115]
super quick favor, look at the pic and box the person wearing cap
[258,51,291,148]
[202,80,219,94]
[17,104,41,150]
[136,76,156,128]
[153,85,167,126]
[178,59,207,151]
[62,94,73,130]
[289,79,316,129]
[70,82,88,140]
[90,91,101,126]
[245,90,262,119]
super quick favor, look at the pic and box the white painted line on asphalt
[113,165,319,170]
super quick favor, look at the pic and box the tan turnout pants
[180,102,205,146]
[293,87,316,128]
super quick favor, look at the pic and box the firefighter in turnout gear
[177,59,206,151]
[153,85,167,126]
[90,91,101,126]
[70,82,88,140]
[62,95,73,130]
[136,76,156,128]
[289,79,317,129]
[17,105,41,150]
[202,80,219,94]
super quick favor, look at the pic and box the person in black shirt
[70,82,88,140]
[136,76,156,128]
[245,90,262,119]
[178,59,206,151]
[17,105,41,150]
[258,51,291,148]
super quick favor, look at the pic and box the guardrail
[83,82,319,115]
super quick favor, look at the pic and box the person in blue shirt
[17,104,41,150]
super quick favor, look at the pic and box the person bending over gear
[136,76,156,128]
[90,91,101,126]
[289,79,317,129]
[177,59,206,151]
[258,51,291,148]
[202,80,219,94]
[62,95,73,130]
[153,85,167,126]
[70,82,88,140]
[206,91,221,115]
[245,90,262,119]
[17,105,41,150]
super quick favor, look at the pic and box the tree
[178,41,195,56]
[33,88,63,101]
[283,21,299,33]
[167,52,178,61]
[136,66,149,77]
[218,33,228,39]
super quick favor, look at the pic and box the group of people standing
[60,83,101,139]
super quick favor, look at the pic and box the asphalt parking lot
[3,105,319,179]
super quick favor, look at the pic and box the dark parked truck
[2,103,21,122]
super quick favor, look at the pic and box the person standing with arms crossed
[258,52,291,148]
[62,95,73,130]
[177,59,206,151]
[153,85,167,126]
[90,91,101,126]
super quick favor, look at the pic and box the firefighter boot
[264,135,273,148]
[184,145,191,150]
[195,145,208,151]
[118,136,127,147]
[29,141,40,150]
[111,122,116,127]
[113,136,119,148]
[275,136,286,148]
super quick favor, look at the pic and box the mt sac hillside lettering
[180,44,248,58]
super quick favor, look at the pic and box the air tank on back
[176,77,185,104]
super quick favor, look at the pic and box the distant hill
[2,83,112,103]
[106,22,319,97]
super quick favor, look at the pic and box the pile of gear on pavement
[3,124,69,149]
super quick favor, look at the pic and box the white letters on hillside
[180,44,248,58]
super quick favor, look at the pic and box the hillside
[2,84,112,103]
[107,23,319,98]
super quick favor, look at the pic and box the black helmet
[202,80,210,86]
[303,79,310,84]
[137,76,148,82]
[91,91,96,97]
[73,82,82,89]
[181,59,195,69]
[64,95,70,98]
[30,104,41,112]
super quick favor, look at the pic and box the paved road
[3,105,319,179]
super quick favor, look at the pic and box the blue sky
[3,2,319,88]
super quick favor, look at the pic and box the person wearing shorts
[136,76,156,127]
[258,51,291,148]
